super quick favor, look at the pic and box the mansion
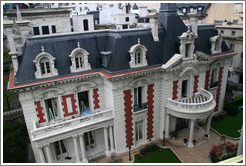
[7,4,236,163]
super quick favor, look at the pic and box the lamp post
[162,130,165,147]
[128,144,132,162]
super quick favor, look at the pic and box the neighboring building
[5,7,72,36]
[216,24,243,86]
[177,3,243,25]
[111,13,137,29]
[8,3,236,163]
[72,14,94,32]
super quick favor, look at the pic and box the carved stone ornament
[179,66,198,78]
[35,87,64,99]
[71,81,96,92]
[129,76,151,87]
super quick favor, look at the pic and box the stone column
[72,136,81,163]
[109,125,115,152]
[165,113,170,138]
[206,113,213,137]
[79,134,88,163]
[44,144,53,163]
[38,146,46,163]
[104,127,109,154]
[187,119,195,148]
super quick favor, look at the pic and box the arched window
[129,38,148,68]
[75,53,83,69]
[70,42,91,73]
[33,46,58,79]
[40,57,51,74]
[135,48,142,65]
[210,35,223,54]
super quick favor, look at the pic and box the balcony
[166,88,216,119]
[31,109,113,142]
[133,102,148,112]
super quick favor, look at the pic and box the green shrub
[197,121,204,127]
[139,143,159,155]
[110,155,123,163]
[212,114,224,122]
[212,157,221,163]
[221,152,237,160]
[170,131,178,139]
[223,100,239,116]
[232,95,243,106]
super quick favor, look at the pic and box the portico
[165,88,215,148]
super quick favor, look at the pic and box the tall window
[210,68,218,88]
[40,57,51,75]
[54,140,67,156]
[135,120,144,145]
[185,44,192,58]
[135,49,142,64]
[181,80,188,98]
[75,54,83,69]
[84,131,95,149]
[133,87,147,112]
[45,97,59,122]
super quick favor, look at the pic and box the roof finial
[41,46,44,52]
[77,42,80,48]
[138,38,140,44]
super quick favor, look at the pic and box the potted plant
[170,131,178,139]
[183,138,188,145]
[197,121,203,129]
[71,116,75,119]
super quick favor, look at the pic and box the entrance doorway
[54,140,67,160]
[175,118,188,131]
[44,97,59,122]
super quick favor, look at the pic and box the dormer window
[70,42,91,73]
[33,46,58,79]
[40,57,51,74]
[135,48,142,64]
[75,53,83,69]
[210,35,223,54]
[178,26,197,60]
[129,38,148,68]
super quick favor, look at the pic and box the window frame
[129,41,148,68]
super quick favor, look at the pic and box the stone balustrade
[167,88,214,111]
[31,109,113,141]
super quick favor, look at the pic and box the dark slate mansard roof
[15,3,230,85]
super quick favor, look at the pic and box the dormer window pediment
[33,46,58,79]
[129,38,148,68]
[70,42,91,73]
[179,26,197,60]
[210,35,223,54]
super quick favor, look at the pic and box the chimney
[188,9,199,36]
[147,10,160,41]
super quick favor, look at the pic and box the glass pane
[139,124,143,140]
[55,141,61,155]
[51,98,58,117]
[46,62,50,73]
[76,57,80,69]
[134,88,138,106]
[60,140,67,153]
[40,63,45,74]
[89,131,94,144]
[85,133,89,146]
[79,57,83,68]
[137,53,141,63]
[135,124,139,140]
